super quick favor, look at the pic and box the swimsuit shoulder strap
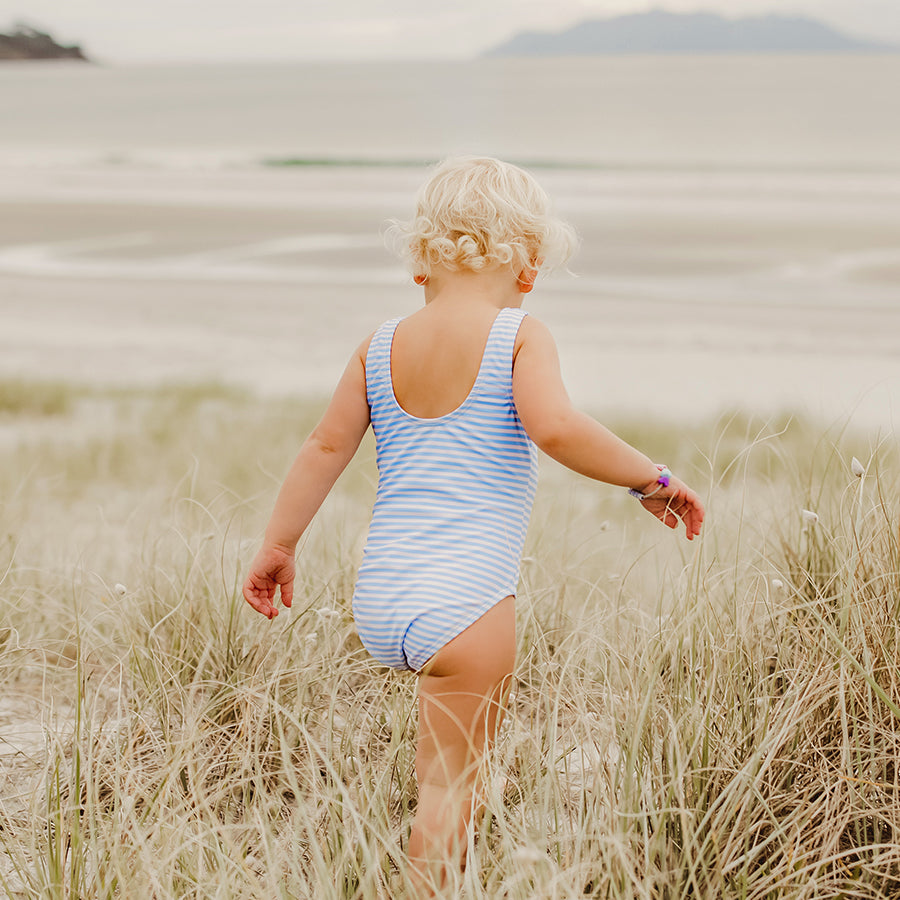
[477,306,529,400]
[365,316,401,409]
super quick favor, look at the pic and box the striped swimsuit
[352,306,539,671]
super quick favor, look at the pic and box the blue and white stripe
[351,306,538,671]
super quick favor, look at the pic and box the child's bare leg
[408,596,516,895]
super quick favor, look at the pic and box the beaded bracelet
[628,465,672,501]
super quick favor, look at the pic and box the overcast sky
[2,0,898,63]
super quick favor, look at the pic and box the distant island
[0,23,89,61]
[485,10,898,56]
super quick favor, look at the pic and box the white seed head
[512,846,546,864]
[801,509,818,525]
[771,578,784,590]
[851,456,865,478]
[114,583,127,596]
[316,608,340,619]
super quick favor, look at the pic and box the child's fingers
[682,496,703,539]
[242,575,279,618]
[244,591,274,617]
[642,485,704,539]
[659,501,679,529]
[684,509,697,539]
[245,591,277,618]
[281,581,294,608]
[690,493,705,533]
[664,492,702,539]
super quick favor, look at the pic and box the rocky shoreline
[0,24,88,61]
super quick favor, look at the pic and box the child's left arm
[512,316,704,540]
[242,338,371,619]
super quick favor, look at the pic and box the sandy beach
[2,162,899,428]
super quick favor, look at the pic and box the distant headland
[485,10,899,56]
[0,23,89,61]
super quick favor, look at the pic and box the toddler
[242,157,704,895]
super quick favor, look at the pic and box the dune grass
[0,380,74,417]
[0,380,898,898]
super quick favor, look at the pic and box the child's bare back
[391,287,511,419]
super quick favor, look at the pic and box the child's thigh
[419,595,516,681]
[415,596,516,783]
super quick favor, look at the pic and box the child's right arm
[512,316,704,540]
[242,338,372,618]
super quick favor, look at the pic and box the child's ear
[517,266,537,293]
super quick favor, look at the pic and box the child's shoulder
[514,311,556,359]
[357,314,406,358]
[356,314,403,354]
[352,310,557,366]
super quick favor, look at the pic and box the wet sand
[2,164,900,428]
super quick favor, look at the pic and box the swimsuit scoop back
[351,306,538,671]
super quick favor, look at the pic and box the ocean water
[1,58,899,425]
[1,56,899,170]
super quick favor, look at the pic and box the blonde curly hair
[386,156,578,279]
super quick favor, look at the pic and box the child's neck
[421,264,525,310]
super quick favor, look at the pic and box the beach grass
[1,380,898,898]
[0,380,74,418]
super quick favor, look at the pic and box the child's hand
[636,477,705,541]
[242,545,296,619]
